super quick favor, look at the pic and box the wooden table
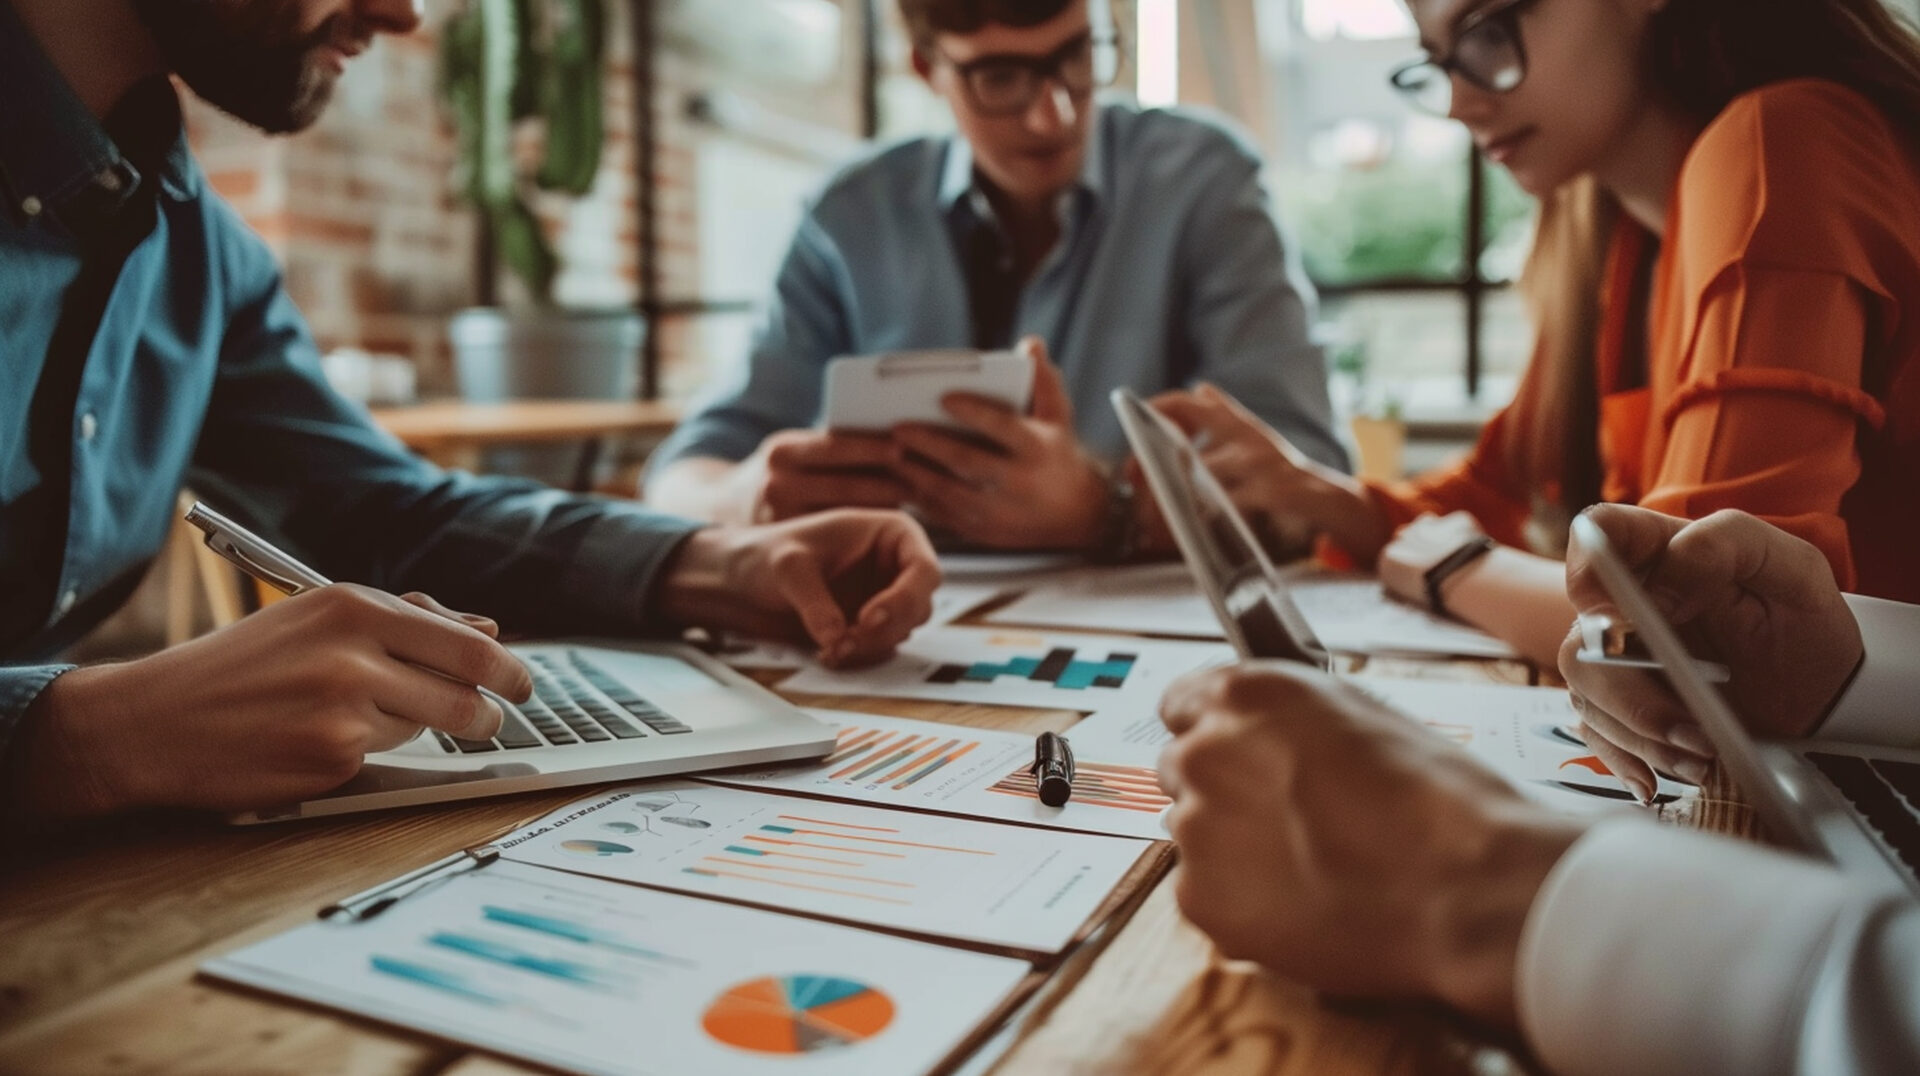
[369,399,682,489]
[0,648,1729,1075]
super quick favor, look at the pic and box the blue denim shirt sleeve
[1174,143,1350,473]
[0,664,76,774]
[646,213,854,466]
[190,216,705,637]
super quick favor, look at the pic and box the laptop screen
[1111,389,1327,666]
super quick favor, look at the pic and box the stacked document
[1057,679,1687,812]
[206,860,1029,1076]
[984,561,1519,659]
[491,782,1153,953]
[203,765,1166,1075]
[708,708,1174,841]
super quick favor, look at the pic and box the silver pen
[185,500,523,731]
[320,845,501,921]
[184,501,332,595]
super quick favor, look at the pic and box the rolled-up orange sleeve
[1643,265,1888,588]
[1362,403,1535,551]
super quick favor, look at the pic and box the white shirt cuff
[1516,818,1859,1076]
[1815,594,1920,748]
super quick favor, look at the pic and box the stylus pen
[184,501,332,595]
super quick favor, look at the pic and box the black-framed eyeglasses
[935,31,1123,117]
[1388,0,1545,116]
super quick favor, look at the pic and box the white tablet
[822,349,1032,432]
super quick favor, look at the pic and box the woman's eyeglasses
[936,31,1122,117]
[1388,0,1545,116]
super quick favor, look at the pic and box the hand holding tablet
[821,348,1034,432]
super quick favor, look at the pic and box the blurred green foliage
[440,0,607,305]
[1278,157,1535,287]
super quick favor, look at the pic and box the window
[1267,0,1536,417]
[1300,0,1413,41]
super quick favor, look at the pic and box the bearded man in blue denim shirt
[0,0,940,821]
[645,0,1348,551]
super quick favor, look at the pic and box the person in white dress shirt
[1157,505,1920,1075]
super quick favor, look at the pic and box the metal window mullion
[1464,143,1487,400]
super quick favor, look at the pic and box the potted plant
[438,0,643,409]
[1331,332,1407,484]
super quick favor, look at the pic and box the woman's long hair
[1513,0,1920,549]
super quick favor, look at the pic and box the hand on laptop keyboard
[12,585,531,817]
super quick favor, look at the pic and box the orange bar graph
[701,855,916,888]
[741,834,907,859]
[876,738,961,784]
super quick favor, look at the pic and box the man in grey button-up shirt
[647,0,1346,551]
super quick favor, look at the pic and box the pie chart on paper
[702,974,895,1054]
[559,839,633,857]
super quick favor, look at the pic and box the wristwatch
[1422,535,1496,618]
[1091,475,1141,564]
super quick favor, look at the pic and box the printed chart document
[495,782,1152,953]
[712,583,1011,670]
[1284,567,1518,659]
[927,580,1012,626]
[983,562,1518,659]
[1348,678,1690,811]
[204,860,1029,1076]
[778,626,1231,714]
[984,562,1225,639]
[706,709,1173,840]
[1061,709,1170,769]
[1068,681,1686,812]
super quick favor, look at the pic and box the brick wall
[184,0,866,399]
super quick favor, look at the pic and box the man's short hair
[897,0,1075,48]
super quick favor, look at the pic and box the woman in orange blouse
[1155,0,1920,791]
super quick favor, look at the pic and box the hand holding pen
[10,503,530,819]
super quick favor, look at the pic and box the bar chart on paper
[497,782,1151,952]
[778,627,1231,711]
[985,761,1171,815]
[705,709,1176,840]
[814,726,996,792]
[927,647,1137,690]
[678,813,996,908]
[203,861,1031,1076]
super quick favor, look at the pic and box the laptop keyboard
[434,649,693,754]
[1806,753,1920,877]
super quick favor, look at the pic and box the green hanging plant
[440,0,607,305]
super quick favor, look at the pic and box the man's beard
[130,1,364,134]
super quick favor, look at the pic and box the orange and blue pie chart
[703,975,895,1054]
[559,839,633,857]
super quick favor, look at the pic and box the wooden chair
[162,491,253,645]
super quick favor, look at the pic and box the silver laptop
[1111,388,1330,668]
[1570,512,1920,897]
[238,641,835,824]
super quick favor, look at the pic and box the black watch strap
[1423,535,1496,618]
[1091,476,1140,564]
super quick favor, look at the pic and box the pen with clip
[321,846,501,921]
[184,501,332,595]
[1031,731,1075,807]
[183,500,521,718]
